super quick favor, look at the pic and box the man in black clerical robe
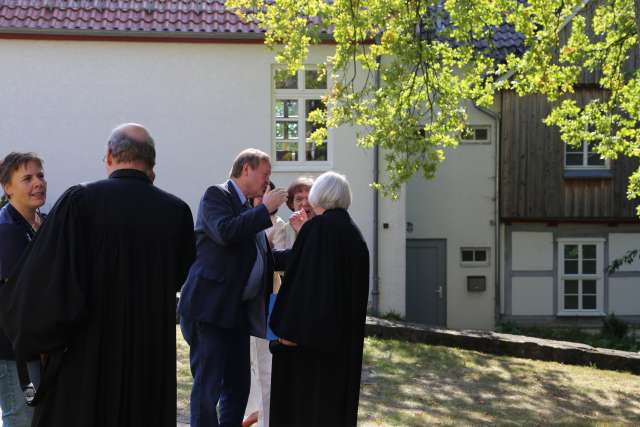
[269,171,370,427]
[0,124,196,427]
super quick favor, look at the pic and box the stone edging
[365,317,640,375]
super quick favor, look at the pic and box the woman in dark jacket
[269,171,370,427]
[0,152,47,427]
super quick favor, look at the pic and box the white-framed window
[461,247,490,267]
[557,238,605,315]
[460,126,491,144]
[564,142,609,169]
[272,66,330,167]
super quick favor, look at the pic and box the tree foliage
[226,0,639,205]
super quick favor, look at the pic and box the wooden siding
[500,89,640,220]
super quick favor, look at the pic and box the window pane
[275,122,285,139]
[582,260,597,274]
[305,121,319,138]
[274,70,298,89]
[305,100,326,138]
[583,245,596,259]
[566,143,583,153]
[285,100,298,118]
[565,153,583,166]
[287,122,298,139]
[582,295,597,310]
[583,280,596,294]
[474,250,487,262]
[305,69,327,89]
[275,100,298,118]
[275,100,285,118]
[461,129,474,140]
[587,153,605,166]
[461,250,474,262]
[564,295,579,310]
[305,140,327,161]
[564,245,579,259]
[306,99,325,116]
[565,280,579,294]
[475,128,489,141]
[564,260,579,274]
[275,141,298,161]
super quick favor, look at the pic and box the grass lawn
[177,327,640,426]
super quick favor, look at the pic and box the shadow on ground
[358,337,640,426]
[176,328,640,426]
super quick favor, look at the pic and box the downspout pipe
[371,35,382,315]
[474,103,502,327]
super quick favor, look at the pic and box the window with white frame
[272,66,328,163]
[460,126,491,144]
[564,142,609,169]
[460,247,490,266]
[557,239,605,314]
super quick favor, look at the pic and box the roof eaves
[0,26,267,39]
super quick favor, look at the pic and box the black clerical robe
[269,208,370,427]
[0,169,195,427]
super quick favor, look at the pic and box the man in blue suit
[179,149,289,427]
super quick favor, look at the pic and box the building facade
[1,0,638,331]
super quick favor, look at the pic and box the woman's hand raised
[289,209,308,233]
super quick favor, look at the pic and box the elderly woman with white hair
[268,171,370,427]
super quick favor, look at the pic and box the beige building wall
[405,105,497,330]
[377,182,406,316]
[0,38,375,278]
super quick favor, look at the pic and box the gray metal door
[406,239,446,327]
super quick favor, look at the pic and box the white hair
[308,171,352,210]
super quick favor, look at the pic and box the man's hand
[278,338,298,347]
[261,187,287,213]
[289,209,308,233]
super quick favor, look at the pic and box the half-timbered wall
[500,89,640,220]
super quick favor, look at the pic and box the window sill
[563,169,613,179]
[557,311,606,317]
[460,262,490,268]
[272,163,333,173]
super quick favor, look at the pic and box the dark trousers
[180,318,250,427]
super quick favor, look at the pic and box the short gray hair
[108,123,156,168]
[229,149,271,178]
[308,171,352,210]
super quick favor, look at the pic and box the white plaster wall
[511,232,554,271]
[512,277,554,315]
[405,105,496,330]
[378,183,406,316]
[609,233,640,272]
[0,39,374,277]
[609,277,640,315]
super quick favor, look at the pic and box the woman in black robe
[269,171,370,427]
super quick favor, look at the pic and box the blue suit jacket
[178,180,288,331]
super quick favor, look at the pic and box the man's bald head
[107,123,156,169]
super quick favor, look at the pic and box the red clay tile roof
[0,0,265,37]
